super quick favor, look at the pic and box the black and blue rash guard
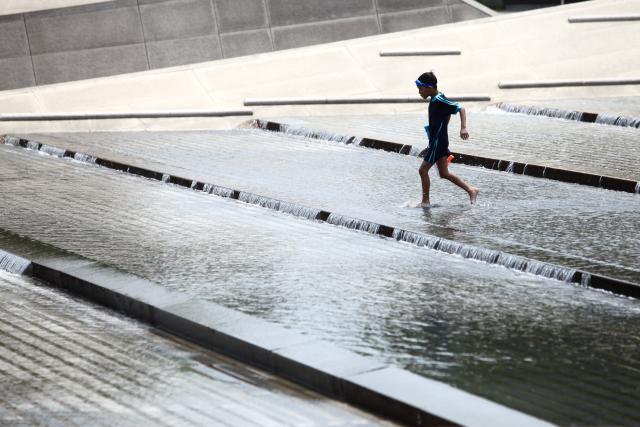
[423,92,461,164]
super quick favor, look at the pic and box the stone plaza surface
[0,269,392,426]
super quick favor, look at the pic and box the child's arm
[459,107,469,140]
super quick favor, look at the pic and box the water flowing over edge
[392,229,578,283]
[238,192,321,220]
[496,103,640,129]
[253,119,363,145]
[595,114,640,128]
[0,250,31,275]
[73,152,97,164]
[326,214,381,234]
[495,103,584,121]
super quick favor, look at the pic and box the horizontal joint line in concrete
[7,132,637,299]
[244,95,490,106]
[379,49,461,56]
[0,110,253,121]
[568,15,640,23]
[498,78,640,89]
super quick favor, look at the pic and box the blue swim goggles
[415,80,435,88]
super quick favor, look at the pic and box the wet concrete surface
[1,143,640,425]
[0,269,393,426]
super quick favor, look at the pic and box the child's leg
[435,157,479,204]
[418,161,434,204]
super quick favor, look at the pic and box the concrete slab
[273,340,386,396]
[139,0,218,42]
[25,1,143,55]
[146,35,222,68]
[272,16,380,50]
[0,57,36,91]
[379,6,451,33]
[32,44,149,85]
[345,367,555,427]
[267,0,376,27]
[215,0,269,33]
[376,0,449,13]
[0,15,30,58]
[220,29,273,58]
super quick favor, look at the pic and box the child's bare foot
[469,188,479,204]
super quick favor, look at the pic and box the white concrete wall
[0,0,492,90]
[0,0,638,133]
[0,1,111,16]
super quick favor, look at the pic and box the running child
[415,71,479,207]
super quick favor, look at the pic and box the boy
[416,71,479,207]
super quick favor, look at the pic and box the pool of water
[1,144,640,425]
[17,130,640,284]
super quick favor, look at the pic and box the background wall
[0,0,491,90]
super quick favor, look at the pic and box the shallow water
[274,111,640,181]
[0,269,383,426]
[1,144,640,425]
[18,129,640,284]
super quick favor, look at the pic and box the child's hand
[460,127,469,140]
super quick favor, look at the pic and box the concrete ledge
[0,244,552,427]
[498,78,640,89]
[244,95,491,106]
[568,15,640,23]
[0,110,253,121]
[495,102,640,129]
[379,49,461,56]
[4,133,639,299]
[249,119,640,195]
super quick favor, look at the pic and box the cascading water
[26,141,40,151]
[255,120,363,146]
[496,103,584,121]
[0,250,31,274]
[4,136,20,146]
[595,114,640,128]
[238,192,321,220]
[505,161,515,173]
[393,229,577,282]
[73,152,97,164]
[326,214,380,234]
[161,174,170,183]
[202,183,235,198]
[39,144,66,158]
